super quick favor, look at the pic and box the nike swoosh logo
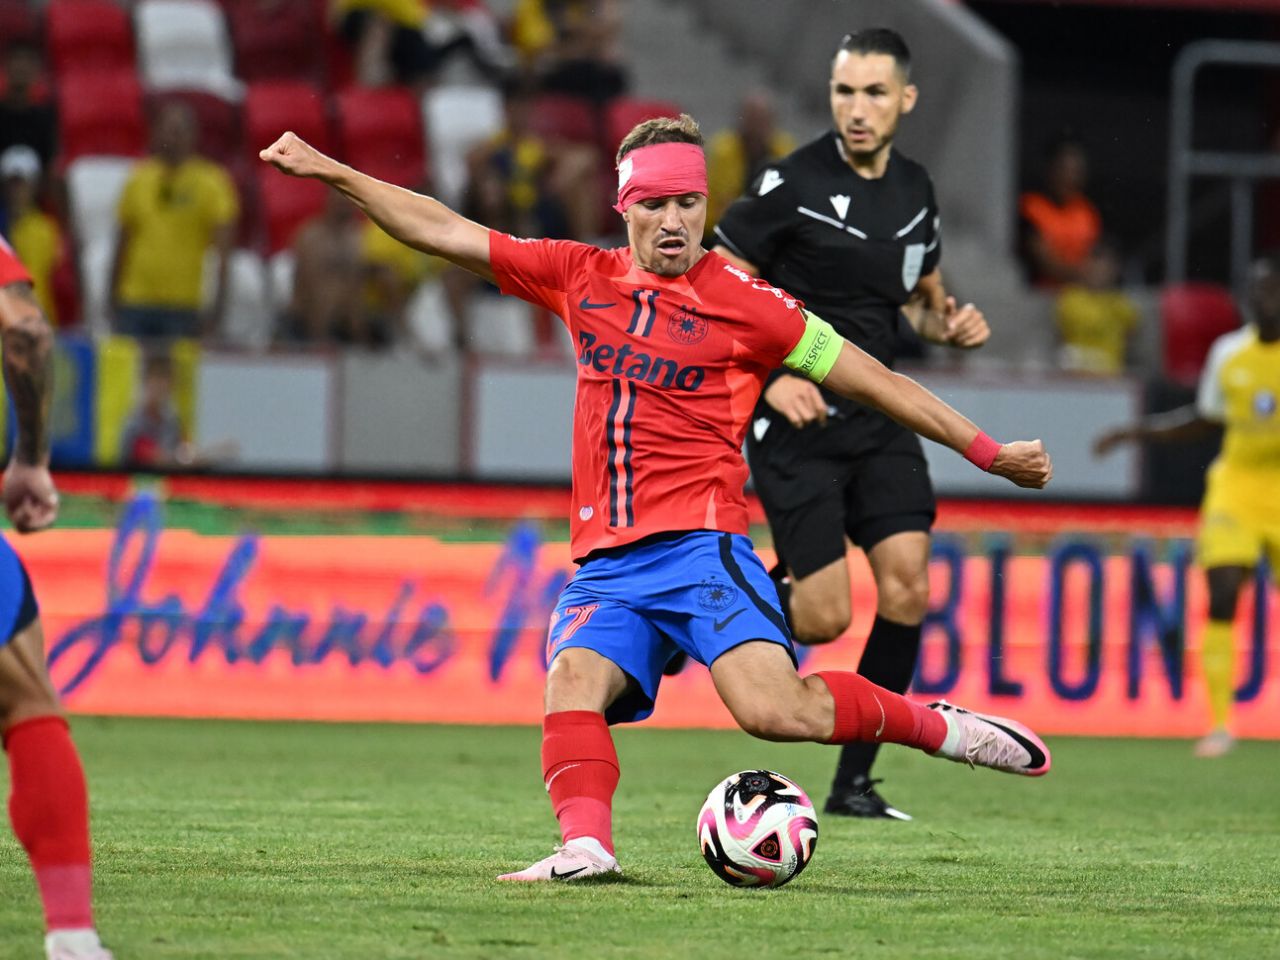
[579,297,616,310]
[714,609,747,632]
[550,866,588,880]
[872,693,886,739]
[544,762,581,792]
[986,718,1048,771]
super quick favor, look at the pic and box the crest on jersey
[698,579,738,612]
[829,194,850,220]
[617,156,634,190]
[1253,389,1277,418]
[758,169,784,196]
[668,306,709,344]
[901,243,926,291]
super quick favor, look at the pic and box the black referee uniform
[716,131,941,579]
[715,130,942,815]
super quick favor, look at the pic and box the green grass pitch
[2,718,1277,959]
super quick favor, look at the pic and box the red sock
[541,710,619,856]
[4,716,94,932]
[813,671,947,752]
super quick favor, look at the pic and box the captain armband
[782,310,843,383]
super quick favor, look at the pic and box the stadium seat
[207,247,273,348]
[46,0,135,77]
[57,71,147,162]
[67,156,138,331]
[422,85,505,207]
[148,90,242,168]
[135,0,243,100]
[257,168,326,253]
[221,0,326,84]
[603,97,683,155]
[528,94,598,146]
[1160,282,1241,387]
[335,87,426,188]
[244,81,332,162]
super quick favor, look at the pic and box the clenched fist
[989,439,1052,489]
[259,131,333,179]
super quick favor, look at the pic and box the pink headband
[614,142,708,213]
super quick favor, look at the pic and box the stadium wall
[18,482,1278,739]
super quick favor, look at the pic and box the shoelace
[962,724,1024,769]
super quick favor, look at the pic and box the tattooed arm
[0,280,58,532]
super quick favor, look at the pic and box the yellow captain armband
[782,310,843,383]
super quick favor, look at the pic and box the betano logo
[577,331,706,391]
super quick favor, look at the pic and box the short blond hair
[615,113,704,166]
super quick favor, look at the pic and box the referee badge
[901,243,926,290]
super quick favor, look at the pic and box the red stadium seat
[222,0,326,84]
[243,81,332,161]
[529,94,598,145]
[46,0,135,77]
[56,70,147,162]
[148,90,242,168]
[334,87,425,188]
[257,167,326,253]
[0,0,40,55]
[1160,282,1241,387]
[603,97,682,154]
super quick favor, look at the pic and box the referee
[713,28,989,820]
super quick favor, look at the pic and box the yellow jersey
[1197,325,1280,473]
[706,128,796,227]
[1055,285,1138,375]
[116,157,238,310]
[9,208,61,326]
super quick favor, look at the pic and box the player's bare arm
[259,132,495,282]
[713,243,829,428]
[0,280,59,532]
[787,314,1051,489]
[1093,406,1218,457]
[901,269,989,349]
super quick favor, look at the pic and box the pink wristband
[963,431,1001,472]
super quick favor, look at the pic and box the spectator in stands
[465,76,602,242]
[1020,135,1102,288]
[0,43,56,176]
[335,0,512,91]
[110,101,239,340]
[0,146,64,327]
[120,351,192,468]
[281,189,365,344]
[360,211,450,348]
[706,91,795,227]
[1055,239,1139,376]
[515,0,628,103]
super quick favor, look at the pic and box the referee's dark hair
[835,28,911,80]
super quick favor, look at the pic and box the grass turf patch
[1,718,1277,959]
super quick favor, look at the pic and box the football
[696,769,819,888]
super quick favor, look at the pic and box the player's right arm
[260,132,495,283]
[1092,407,1218,457]
[1094,331,1233,456]
[783,313,1052,489]
[0,278,59,532]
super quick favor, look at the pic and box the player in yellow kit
[1096,253,1280,757]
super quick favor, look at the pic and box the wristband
[963,431,1001,472]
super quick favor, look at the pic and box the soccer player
[0,234,112,959]
[260,113,1053,883]
[712,28,989,820]
[1095,253,1280,758]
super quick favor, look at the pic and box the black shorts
[746,406,936,580]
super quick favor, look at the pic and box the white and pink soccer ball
[697,769,819,888]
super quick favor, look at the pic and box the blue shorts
[546,530,795,725]
[0,536,38,647]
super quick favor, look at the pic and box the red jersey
[490,233,807,560]
[0,234,33,287]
